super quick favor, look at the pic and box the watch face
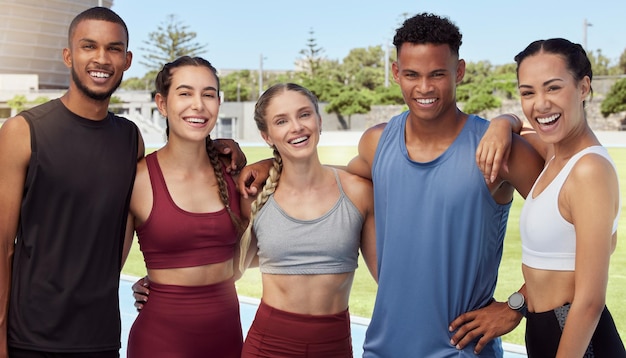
[509,292,524,309]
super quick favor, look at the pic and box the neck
[552,125,600,160]
[278,154,326,189]
[60,87,111,120]
[158,139,211,171]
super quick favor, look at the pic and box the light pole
[583,18,592,51]
[384,43,390,88]
[259,54,265,98]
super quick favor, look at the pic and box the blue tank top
[364,112,510,357]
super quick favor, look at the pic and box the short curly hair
[393,13,463,57]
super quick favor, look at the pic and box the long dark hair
[155,56,243,232]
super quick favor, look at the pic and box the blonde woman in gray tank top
[238,83,377,358]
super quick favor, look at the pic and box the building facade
[0,0,113,89]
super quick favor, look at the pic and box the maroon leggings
[127,278,242,358]
[241,300,353,358]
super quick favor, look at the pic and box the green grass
[122,145,626,346]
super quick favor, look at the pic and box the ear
[260,131,274,147]
[455,59,466,85]
[392,61,400,83]
[580,75,591,100]
[318,115,323,134]
[62,47,72,69]
[124,50,133,71]
[155,93,167,117]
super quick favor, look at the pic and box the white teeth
[90,71,110,78]
[290,136,308,144]
[186,117,206,124]
[417,98,436,104]
[537,114,560,124]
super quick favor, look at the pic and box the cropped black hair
[393,12,463,56]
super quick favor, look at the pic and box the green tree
[139,14,207,71]
[372,84,403,105]
[221,70,253,102]
[601,78,626,122]
[7,95,50,116]
[299,28,325,77]
[325,87,373,130]
[588,49,621,76]
[121,70,158,91]
[462,93,502,114]
[342,46,385,90]
[619,48,626,74]
[7,95,29,114]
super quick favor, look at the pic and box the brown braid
[238,147,283,271]
[206,136,244,233]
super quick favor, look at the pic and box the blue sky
[112,0,626,79]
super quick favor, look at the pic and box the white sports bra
[520,146,620,271]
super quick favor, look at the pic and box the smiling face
[63,19,132,101]
[392,43,464,123]
[155,65,221,142]
[517,52,590,144]
[260,89,321,161]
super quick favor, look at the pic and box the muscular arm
[0,116,31,355]
[346,123,385,180]
[498,133,545,199]
[359,181,377,282]
[121,213,135,269]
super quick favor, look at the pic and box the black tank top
[8,99,139,352]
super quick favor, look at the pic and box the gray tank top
[254,168,363,275]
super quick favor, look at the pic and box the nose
[290,118,304,132]
[535,92,552,112]
[94,47,111,65]
[190,94,204,111]
[416,77,432,94]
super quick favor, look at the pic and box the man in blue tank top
[346,13,544,357]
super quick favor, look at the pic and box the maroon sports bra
[136,152,240,269]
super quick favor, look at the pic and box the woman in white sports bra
[515,38,625,357]
[238,83,377,357]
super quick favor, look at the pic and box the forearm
[556,303,604,358]
[0,238,15,355]
[492,113,523,134]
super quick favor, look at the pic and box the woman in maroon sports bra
[124,56,245,358]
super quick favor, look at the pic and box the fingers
[477,143,506,184]
[131,276,149,312]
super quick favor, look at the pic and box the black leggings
[526,304,626,357]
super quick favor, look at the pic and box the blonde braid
[206,136,244,232]
[239,147,283,271]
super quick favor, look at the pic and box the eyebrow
[175,84,218,92]
[519,78,564,89]
[78,38,126,48]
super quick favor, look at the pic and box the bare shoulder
[347,123,388,179]
[333,168,373,212]
[129,157,153,219]
[0,115,31,164]
[570,151,617,183]
[361,122,387,143]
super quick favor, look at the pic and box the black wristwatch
[507,292,527,317]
